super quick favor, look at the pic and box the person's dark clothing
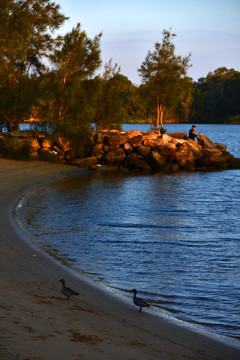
[189,129,197,140]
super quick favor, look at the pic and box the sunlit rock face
[92,130,236,172]
[197,133,215,148]
[1,129,239,171]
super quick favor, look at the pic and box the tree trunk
[160,103,163,129]
[156,96,160,131]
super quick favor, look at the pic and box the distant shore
[1,158,240,360]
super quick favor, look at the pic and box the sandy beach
[0,158,239,360]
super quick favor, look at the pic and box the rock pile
[91,129,240,172]
[0,129,240,172]
[0,131,71,163]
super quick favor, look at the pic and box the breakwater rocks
[0,129,240,172]
[91,130,240,172]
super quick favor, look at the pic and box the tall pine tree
[138,29,191,130]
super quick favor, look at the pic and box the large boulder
[123,142,133,153]
[137,145,151,157]
[175,150,195,169]
[147,151,166,170]
[182,141,203,159]
[38,148,58,162]
[142,131,159,141]
[213,142,227,151]
[167,132,187,139]
[201,148,222,157]
[0,135,24,152]
[7,130,40,138]
[53,146,65,160]
[42,138,54,149]
[23,137,41,151]
[125,130,142,138]
[219,152,233,162]
[197,150,232,170]
[128,134,143,147]
[198,157,229,170]
[104,133,129,147]
[127,152,151,171]
[143,137,165,148]
[103,145,116,153]
[103,148,126,163]
[57,137,71,152]
[197,133,215,148]
[158,143,177,157]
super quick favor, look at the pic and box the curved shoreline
[1,158,240,360]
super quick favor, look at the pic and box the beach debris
[59,278,79,300]
[131,289,150,312]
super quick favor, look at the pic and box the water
[15,124,240,341]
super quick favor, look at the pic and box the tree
[0,0,67,131]
[191,67,240,123]
[43,23,102,126]
[138,29,192,130]
[95,59,126,129]
[38,23,102,157]
[175,77,194,122]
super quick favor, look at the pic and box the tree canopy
[0,0,67,131]
[138,29,192,130]
[191,67,240,123]
[42,23,102,125]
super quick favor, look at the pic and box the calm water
[16,124,240,341]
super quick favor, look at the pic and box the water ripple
[16,156,240,341]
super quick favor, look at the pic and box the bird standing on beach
[59,279,79,300]
[131,289,150,312]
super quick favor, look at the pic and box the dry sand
[0,158,239,360]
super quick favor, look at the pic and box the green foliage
[52,122,93,158]
[41,23,102,128]
[225,115,240,124]
[191,67,240,123]
[95,60,130,129]
[138,29,192,129]
[0,0,67,131]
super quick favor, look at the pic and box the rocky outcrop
[91,130,240,172]
[0,131,70,163]
[0,129,240,172]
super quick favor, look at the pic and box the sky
[56,0,240,85]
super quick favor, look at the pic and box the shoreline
[1,158,240,360]
[13,190,240,346]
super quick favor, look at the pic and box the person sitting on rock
[189,125,198,140]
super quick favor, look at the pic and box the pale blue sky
[57,0,240,84]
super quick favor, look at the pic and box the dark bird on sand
[59,279,79,300]
[131,289,150,312]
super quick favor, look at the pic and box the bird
[131,289,150,312]
[59,278,79,300]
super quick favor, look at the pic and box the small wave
[98,222,193,230]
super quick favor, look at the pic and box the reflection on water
[16,167,240,341]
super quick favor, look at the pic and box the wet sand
[0,158,239,360]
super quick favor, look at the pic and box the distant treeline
[1,1,240,141]
[116,66,240,126]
